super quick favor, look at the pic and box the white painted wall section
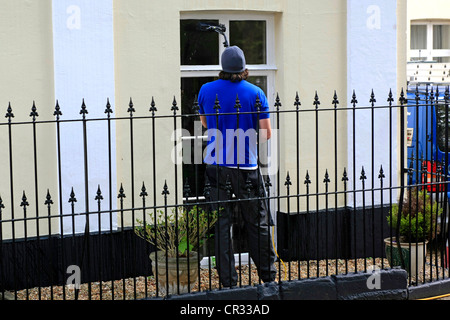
[52,0,117,234]
[347,0,399,207]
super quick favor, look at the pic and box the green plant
[135,205,218,257]
[387,189,442,243]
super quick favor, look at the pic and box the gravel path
[9,254,448,300]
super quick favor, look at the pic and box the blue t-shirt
[198,79,270,168]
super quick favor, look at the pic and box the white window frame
[410,20,450,62]
[180,12,277,103]
[180,12,278,203]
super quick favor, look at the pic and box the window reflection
[230,21,266,64]
[180,19,219,65]
[248,76,267,95]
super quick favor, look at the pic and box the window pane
[181,77,216,133]
[230,21,266,64]
[411,25,427,50]
[247,76,267,95]
[180,19,219,65]
[181,77,216,196]
[433,25,450,49]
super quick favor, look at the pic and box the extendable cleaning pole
[197,22,229,47]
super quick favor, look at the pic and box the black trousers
[205,165,277,287]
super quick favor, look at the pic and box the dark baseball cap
[221,46,246,73]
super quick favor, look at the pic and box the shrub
[135,205,218,258]
[387,189,442,243]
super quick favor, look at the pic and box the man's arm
[259,118,272,141]
[200,115,207,128]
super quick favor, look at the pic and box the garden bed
[11,254,449,300]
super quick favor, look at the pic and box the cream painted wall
[408,0,450,21]
[276,0,348,212]
[0,0,58,238]
[113,1,184,219]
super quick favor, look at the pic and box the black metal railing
[0,86,449,300]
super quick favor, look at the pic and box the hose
[272,226,287,281]
[418,293,450,300]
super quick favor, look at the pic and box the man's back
[198,79,270,167]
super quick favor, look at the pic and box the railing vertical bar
[351,91,357,272]
[256,95,262,285]
[69,188,77,299]
[80,99,92,299]
[54,100,66,300]
[422,86,431,283]
[203,177,212,291]
[314,92,320,277]
[360,167,367,272]
[234,94,242,287]
[430,86,437,282]
[95,186,103,300]
[415,88,424,283]
[6,103,17,299]
[333,92,339,274]
[275,94,281,282]
[342,168,348,274]
[45,190,54,300]
[104,99,115,300]
[183,180,191,293]
[305,171,311,278]
[20,192,30,299]
[128,98,137,299]
[213,95,222,289]
[192,96,202,293]
[423,87,429,283]
[150,97,159,297]
[162,181,170,296]
[295,93,301,278]
[265,176,273,281]
[117,184,126,299]
[387,90,394,271]
[323,170,329,276]
[170,97,180,294]
[30,101,42,299]
[379,165,385,271]
[370,91,376,270]
[435,89,441,280]
[139,182,148,297]
[398,89,407,285]
[285,172,291,280]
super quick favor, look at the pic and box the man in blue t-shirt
[198,46,276,287]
